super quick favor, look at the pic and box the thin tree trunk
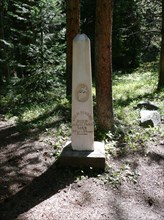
[159,0,164,88]
[66,0,80,97]
[0,10,4,84]
[0,10,9,83]
[95,0,114,131]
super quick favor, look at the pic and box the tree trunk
[0,8,9,83]
[66,0,80,97]
[95,0,114,131]
[159,0,164,88]
[0,10,4,84]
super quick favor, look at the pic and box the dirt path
[0,116,164,220]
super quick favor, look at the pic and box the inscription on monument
[72,111,94,136]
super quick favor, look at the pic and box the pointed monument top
[74,34,89,42]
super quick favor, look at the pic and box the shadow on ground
[0,104,72,220]
[0,162,77,220]
[0,115,102,220]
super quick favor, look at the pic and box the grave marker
[71,34,94,151]
[59,34,105,169]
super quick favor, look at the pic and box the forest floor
[0,114,164,220]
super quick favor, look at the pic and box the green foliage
[94,63,164,187]
[136,0,162,62]
[0,0,66,84]
[112,62,163,154]
[80,0,161,71]
[0,0,162,85]
[0,0,67,120]
[29,0,66,73]
[103,164,139,188]
[113,0,142,69]
[95,62,163,156]
[113,0,161,70]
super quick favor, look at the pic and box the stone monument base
[58,141,105,169]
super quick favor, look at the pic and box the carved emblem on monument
[76,83,89,102]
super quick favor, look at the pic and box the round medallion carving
[76,84,89,102]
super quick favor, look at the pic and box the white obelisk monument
[71,34,94,151]
[59,34,105,169]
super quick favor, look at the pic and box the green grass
[111,62,164,154]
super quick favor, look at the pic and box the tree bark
[0,8,9,83]
[95,0,114,131]
[66,0,80,97]
[159,0,164,88]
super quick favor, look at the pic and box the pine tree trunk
[0,10,4,84]
[66,0,80,97]
[0,9,9,83]
[159,0,164,88]
[95,0,114,131]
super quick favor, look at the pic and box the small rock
[0,114,6,121]
[159,140,164,145]
[50,152,54,157]
[77,183,82,187]
[140,110,161,127]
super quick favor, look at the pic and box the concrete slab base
[58,141,105,169]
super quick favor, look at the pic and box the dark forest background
[0,0,162,113]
